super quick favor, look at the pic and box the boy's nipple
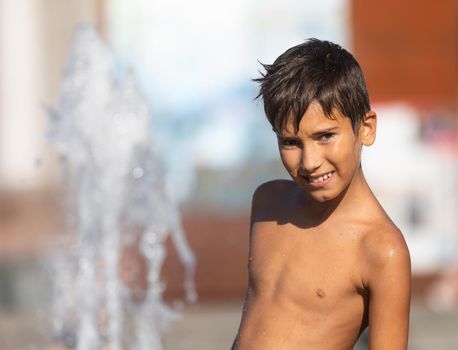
[315,288,326,298]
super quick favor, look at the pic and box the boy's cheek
[279,152,300,174]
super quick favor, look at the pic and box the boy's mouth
[304,171,335,186]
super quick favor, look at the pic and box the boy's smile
[304,170,335,187]
[277,101,375,203]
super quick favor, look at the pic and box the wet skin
[233,102,411,349]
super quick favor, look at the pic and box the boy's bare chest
[248,221,364,309]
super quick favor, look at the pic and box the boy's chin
[301,188,340,203]
[309,193,336,203]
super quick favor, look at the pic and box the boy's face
[276,101,376,203]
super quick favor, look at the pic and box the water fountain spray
[47,25,196,350]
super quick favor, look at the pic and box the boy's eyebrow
[311,126,339,136]
[277,126,339,138]
[275,125,339,139]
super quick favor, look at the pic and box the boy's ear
[360,111,376,146]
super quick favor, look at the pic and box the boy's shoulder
[249,179,298,221]
[251,179,298,208]
[360,209,409,259]
[253,179,297,198]
[359,215,411,286]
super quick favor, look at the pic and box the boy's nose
[300,148,322,174]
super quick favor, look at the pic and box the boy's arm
[364,232,411,350]
[231,182,272,349]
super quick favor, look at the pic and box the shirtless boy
[232,39,411,349]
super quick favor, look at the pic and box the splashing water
[47,25,196,350]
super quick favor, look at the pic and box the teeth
[309,171,333,183]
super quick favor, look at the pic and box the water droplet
[132,166,144,178]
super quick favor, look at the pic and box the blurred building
[353,0,458,108]
[0,0,104,190]
[0,0,104,315]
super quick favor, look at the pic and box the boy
[232,39,411,349]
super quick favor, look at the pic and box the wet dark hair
[254,38,371,133]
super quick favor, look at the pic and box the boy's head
[254,38,370,134]
[254,39,376,203]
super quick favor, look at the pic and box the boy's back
[232,39,411,349]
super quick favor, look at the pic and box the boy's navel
[315,288,326,298]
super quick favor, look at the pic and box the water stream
[47,25,196,350]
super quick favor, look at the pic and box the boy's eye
[317,133,335,142]
[279,139,300,147]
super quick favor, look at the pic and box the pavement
[163,301,458,350]
[0,301,457,349]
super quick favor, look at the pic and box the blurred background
[0,0,457,349]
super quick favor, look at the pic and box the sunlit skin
[232,101,411,350]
